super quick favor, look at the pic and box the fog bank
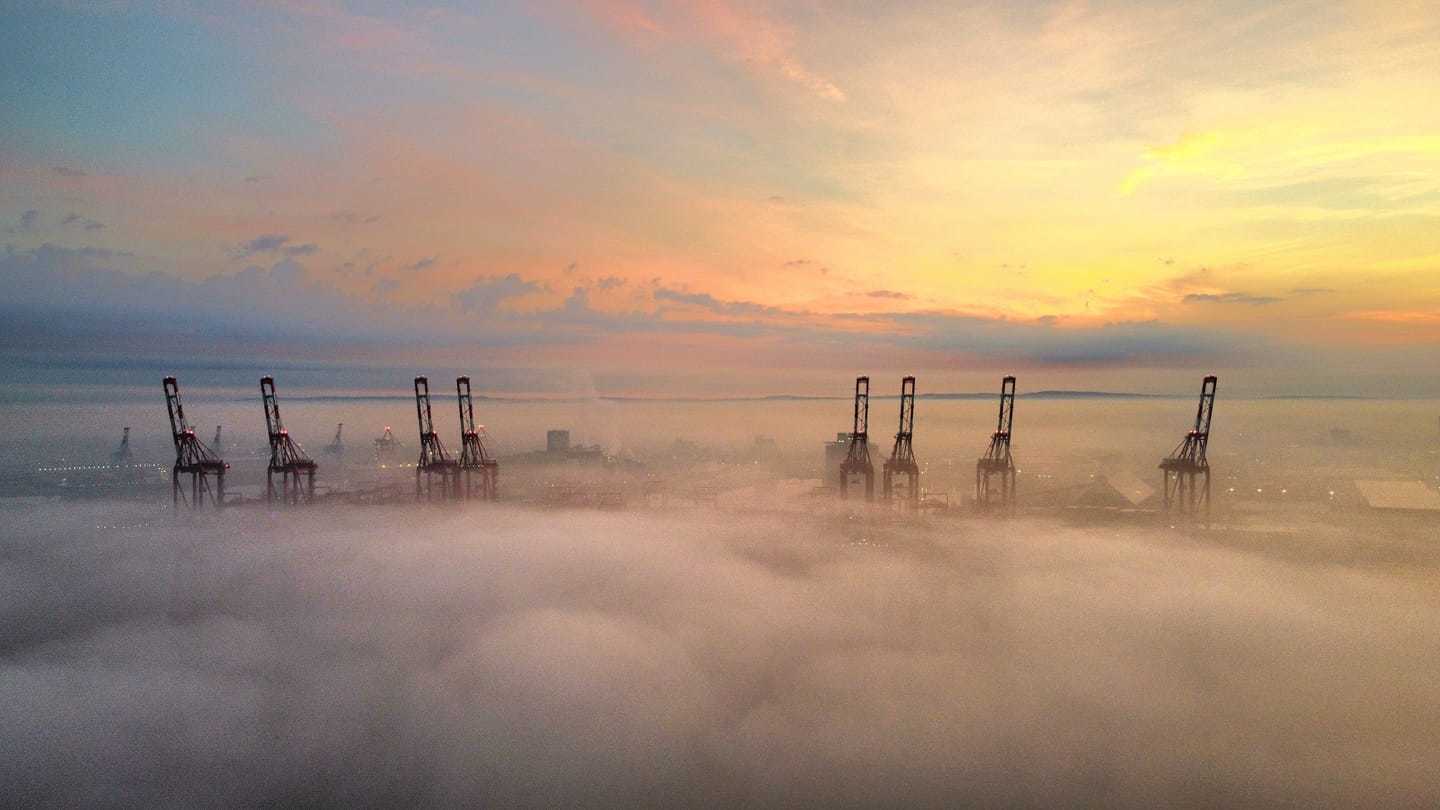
[2,500,1437,807]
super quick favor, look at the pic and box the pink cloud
[575,0,667,39]
[688,0,845,101]
[571,0,845,101]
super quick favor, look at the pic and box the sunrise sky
[3,1,1439,395]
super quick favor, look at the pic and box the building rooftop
[1354,480,1440,511]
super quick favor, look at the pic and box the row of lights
[35,463,164,473]
[1226,485,1339,498]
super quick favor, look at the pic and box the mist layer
[2,500,1437,807]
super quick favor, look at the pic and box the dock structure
[132,369,1243,517]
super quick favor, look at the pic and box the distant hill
[920,390,1170,400]
[1022,390,1171,399]
[254,390,1184,403]
[222,389,1392,403]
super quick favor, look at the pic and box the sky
[2,0,1439,396]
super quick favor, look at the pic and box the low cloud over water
[2,501,1437,806]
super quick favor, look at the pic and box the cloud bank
[1,501,1436,806]
[0,244,1252,369]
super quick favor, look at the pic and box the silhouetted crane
[374,425,401,466]
[882,376,919,505]
[261,376,318,504]
[323,423,344,456]
[163,377,227,508]
[1161,375,1217,514]
[111,427,133,465]
[415,376,460,500]
[457,376,498,500]
[839,376,875,500]
[976,376,1017,511]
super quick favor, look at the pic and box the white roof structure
[1354,480,1440,512]
[1072,471,1156,509]
[1102,471,1156,506]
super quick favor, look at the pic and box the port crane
[415,376,460,500]
[163,376,228,508]
[457,376,499,500]
[882,376,920,505]
[1160,375,1217,514]
[374,425,401,465]
[112,427,133,465]
[261,376,318,504]
[839,376,875,500]
[323,423,344,456]
[976,376,1017,511]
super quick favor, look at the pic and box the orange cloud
[1345,309,1440,325]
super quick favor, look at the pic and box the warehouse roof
[1354,480,1440,511]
